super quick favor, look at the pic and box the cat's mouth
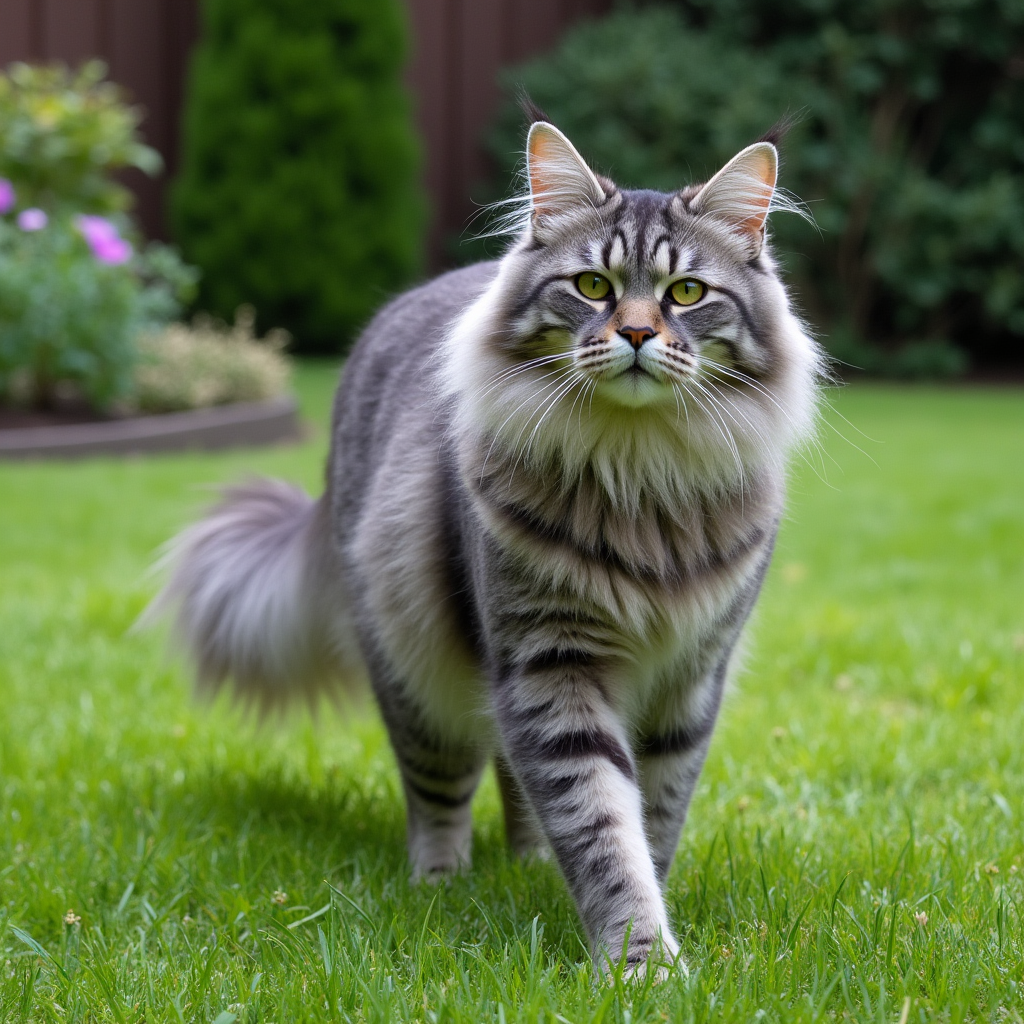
[618,363,655,380]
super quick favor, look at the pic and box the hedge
[171,0,424,353]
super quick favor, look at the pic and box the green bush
[0,211,197,409]
[476,2,1024,375]
[0,61,162,215]
[171,0,425,354]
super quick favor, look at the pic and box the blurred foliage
[0,216,198,410]
[171,0,425,354]
[473,2,1024,374]
[0,61,162,214]
[132,306,290,413]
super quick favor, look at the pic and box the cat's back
[328,260,499,519]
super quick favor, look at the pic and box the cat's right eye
[576,272,612,301]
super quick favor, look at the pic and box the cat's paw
[511,838,552,862]
[410,857,466,886]
[601,933,686,984]
[412,868,455,887]
[620,950,689,984]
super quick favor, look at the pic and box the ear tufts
[518,91,551,127]
[757,111,801,149]
[526,122,606,224]
[692,142,778,253]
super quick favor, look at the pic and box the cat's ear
[692,142,778,255]
[527,122,606,223]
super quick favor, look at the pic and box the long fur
[149,122,822,974]
[145,479,359,712]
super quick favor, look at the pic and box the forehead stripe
[648,233,673,275]
[609,228,628,265]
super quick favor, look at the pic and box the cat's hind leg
[638,658,729,882]
[375,682,487,881]
[639,731,714,883]
[495,754,547,857]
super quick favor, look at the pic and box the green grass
[1,370,1022,1022]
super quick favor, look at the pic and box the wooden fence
[0,0,610,262]
[406,0,611,261]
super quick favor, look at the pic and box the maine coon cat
[152,117,821,973]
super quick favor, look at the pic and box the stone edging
[0,397,303,459]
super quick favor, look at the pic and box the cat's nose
[618,326,656,349]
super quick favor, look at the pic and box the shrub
[477,2,1024,374]
[0,61,162,215]
[171,0,425,354]
[131,308,290,413]
[0,204,197,409]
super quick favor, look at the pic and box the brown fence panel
[406,0,612,264]
[0,0,606,260]
[0,1,37,60]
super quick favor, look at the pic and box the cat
[150,116,821,974]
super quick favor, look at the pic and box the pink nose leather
[618,326,656,349]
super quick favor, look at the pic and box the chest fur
[468,447,781,662]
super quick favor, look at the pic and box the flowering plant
[0,61,160,214]
[0,180,198,409]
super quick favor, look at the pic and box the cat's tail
[142,478,362,712]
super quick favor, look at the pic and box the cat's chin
[594,369,678,409]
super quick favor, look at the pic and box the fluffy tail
[145,478,361,711]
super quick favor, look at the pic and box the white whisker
[478,365,578,482]
[499,366,581,481]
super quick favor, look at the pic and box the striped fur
[152,122,821,973]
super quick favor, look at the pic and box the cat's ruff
[151,120,821,974]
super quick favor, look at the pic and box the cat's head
[445,120,822,492]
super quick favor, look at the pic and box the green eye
[576,272,612,301]
[669,278,706,306]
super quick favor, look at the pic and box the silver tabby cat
[152,120,821,973]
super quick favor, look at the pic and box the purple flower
[0,179,14,215]
[17,208,48,231]
[91,236,133,264]
[76,214,133,265]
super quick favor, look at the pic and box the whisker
[500,366,581,472]
[704,362,839,484]
[563,369,594,452]
[685,376,746,492]
[817,388,881,467]
[475,353,570,400]
[479,366,578,481]
[520,370,585,466]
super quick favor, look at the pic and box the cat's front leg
[495,660,680,971]
[374,678,487,881]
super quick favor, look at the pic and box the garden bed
[0,396,302,458]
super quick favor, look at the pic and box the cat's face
[497,124,794,413]
[446,122,820,487]
[503,182,784,410]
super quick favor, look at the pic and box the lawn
[1,367,1022,1023]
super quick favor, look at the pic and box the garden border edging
[0,397,303,459]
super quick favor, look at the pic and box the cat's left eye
[669,279,707,306]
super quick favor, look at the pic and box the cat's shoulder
[362,261,501,338]
[339,261,503,413]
